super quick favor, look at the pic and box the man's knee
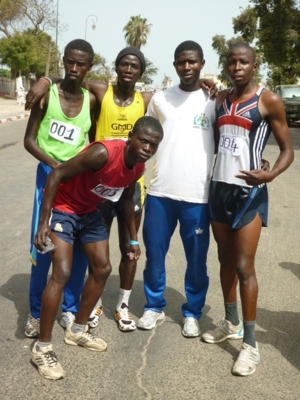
[90,261,112,280]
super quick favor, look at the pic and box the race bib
[91,184,124,202]
[48,119,81,145]
[219,133,244,156]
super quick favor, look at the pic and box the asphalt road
[0,120,299,399]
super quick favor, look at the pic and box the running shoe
[64,326,107,352]
[87,305,103,328]
[232,342,260,376]
[31,341,64,380]
[25,313,40,338]
[115,303,136,332]
[202,319,244,343]
[60,312,75,329]
[182,317,200,337]
[137,310,165,330]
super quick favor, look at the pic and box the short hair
[64,39,94,63]
[226,42,256,62]
[132,116,164,139]
[174,40,204,61]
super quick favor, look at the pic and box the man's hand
[199,79,218,100]
[235,169,273,186]
[127,244,141,260]
[34,222,52,252]
[25,79,49,110]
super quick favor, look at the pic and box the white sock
[37,341,51,350]
[116,288,131,310]
[71,322,86,334]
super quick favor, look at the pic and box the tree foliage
[138,57,158,85]
[85,54,115,83]
[123,15,152,49]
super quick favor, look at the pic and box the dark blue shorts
[209,181,268,229]
[97,180,146,219]
[50,209,108,245]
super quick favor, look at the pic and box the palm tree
[123,15,152,49]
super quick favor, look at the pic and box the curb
[0,113,30,124]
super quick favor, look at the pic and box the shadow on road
[279,262,300,280]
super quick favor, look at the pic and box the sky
[56,0,252,86]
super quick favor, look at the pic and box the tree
[138,57,158,85]
[162,74,172,87]
[85,54,115,83]
[123,15,152,49]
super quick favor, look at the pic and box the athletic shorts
[50,209,108,245]
[209,180,268,229]
[97,178,146,219]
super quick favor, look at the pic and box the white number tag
[219,133,244,156]
[91,184,124,202]
[48,119,81,145]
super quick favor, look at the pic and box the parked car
[274,84,300,126]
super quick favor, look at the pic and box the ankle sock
[243,320,256,347]
[71,322,86,334]
[225,302,239,326]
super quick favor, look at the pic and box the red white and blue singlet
[212,86,272,187]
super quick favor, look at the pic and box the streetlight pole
[55,0,59,75]
[85,15,98,40]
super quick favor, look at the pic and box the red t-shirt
[53,140,144,214]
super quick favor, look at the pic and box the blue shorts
[209,181,268,229]
[97,180,146,218]
[50,209,108,245]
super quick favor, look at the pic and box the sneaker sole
[202,332,244,344]
[25,330,39,338]
[137,312,165,330]
[115,318,137,332]
[64,337,107,352]
[182,330,200,338]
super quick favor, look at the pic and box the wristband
[40,77,52,86]
[129,240,139,246]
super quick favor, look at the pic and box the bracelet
[40,77,52,86]
[129,240,139,246]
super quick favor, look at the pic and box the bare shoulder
[260,88,285,117]
[84,80,108,101]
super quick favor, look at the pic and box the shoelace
[238,345,256,363]
[44,351,58,367]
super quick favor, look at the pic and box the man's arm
[119,180,142,260]
[34,143,108,250]
[236,91,294,185]
[23,96,60,169]
[25,77,108,110]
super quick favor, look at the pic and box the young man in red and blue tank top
[202,43,294,376]
[30,116,163,380]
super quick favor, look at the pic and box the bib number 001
[48,119,81,145]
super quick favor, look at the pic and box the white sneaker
[31,342,64,380]
[115,303,136,332]
[137,310,165,330]
[182,317,200,337]
[25,313,40,338]
[87,305,103,328]
[202,319,244,343]
[232,342,260,376]
[64,326,107,352]
[60,312,75,329]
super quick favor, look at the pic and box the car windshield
[281,87,300,98]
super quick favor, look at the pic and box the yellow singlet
[95,85,145,140]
